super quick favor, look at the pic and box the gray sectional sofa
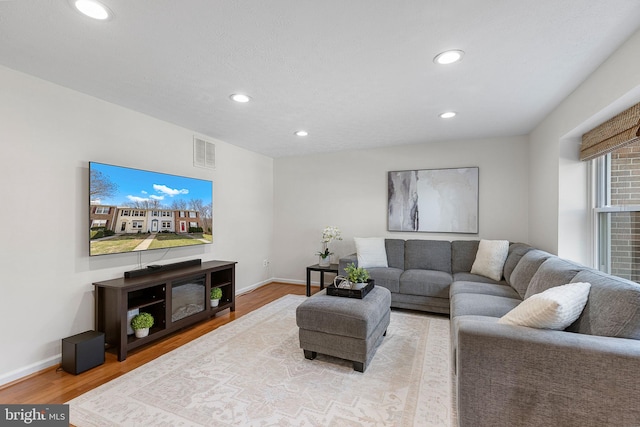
[339,239,640,427]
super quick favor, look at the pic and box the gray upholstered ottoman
[296,286,391,372]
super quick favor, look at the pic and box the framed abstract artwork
[388,167,479,233]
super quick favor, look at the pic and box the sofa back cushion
[567,269,640,339]
[451,240,479,273]
[524,257,583,299]
[503,242,533,286]
[384,239,405,270]
[509,249,553,298]
[405,239,452,273]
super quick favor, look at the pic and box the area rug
[68,295,456,426]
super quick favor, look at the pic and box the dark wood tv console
[94,260,236,361]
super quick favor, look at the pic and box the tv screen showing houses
[89,162,213,256]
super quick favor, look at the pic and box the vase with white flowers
[317,226,342,267]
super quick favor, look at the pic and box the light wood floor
[0,282,311,404]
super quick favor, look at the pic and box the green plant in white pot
[130,312,154,338]
[210,287,222,307]
[344,263,370,290]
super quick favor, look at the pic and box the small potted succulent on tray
[130,312,154,338]
[344,262,370,290]
[210,287,223,307]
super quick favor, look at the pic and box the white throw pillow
[354,237,388,268]
[470,239,509,281]
[498,282,591,330]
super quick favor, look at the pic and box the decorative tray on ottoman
[326,279,375,299]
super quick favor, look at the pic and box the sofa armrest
[457,318,640,427]
[338,253,357,276]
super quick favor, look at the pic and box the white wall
[273,136,529,282]
[0,66,274,385]
[5,26,640,387]
[529,28,640,263]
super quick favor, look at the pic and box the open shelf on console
[94,260,237,361]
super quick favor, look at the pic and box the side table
[306,263,339,296]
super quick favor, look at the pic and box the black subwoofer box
[61,330,105,375]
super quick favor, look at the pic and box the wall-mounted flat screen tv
[89,162,213,256]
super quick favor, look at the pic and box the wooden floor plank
[0,282,314,404]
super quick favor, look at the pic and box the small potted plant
[344,262,370,290]
[130,312,154,338]
[210,287,222,307]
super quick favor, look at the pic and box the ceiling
[1,1,640,158]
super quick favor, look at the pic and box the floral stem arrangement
[317,226,342,266]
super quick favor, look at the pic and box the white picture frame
[388,167,479,233]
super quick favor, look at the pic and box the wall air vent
[193,137,215,169]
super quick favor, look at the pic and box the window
[91,219,107,227]
[594,140,640,281]
[132,221,143,229]
[95,206,109,214]
[189,211,197,218]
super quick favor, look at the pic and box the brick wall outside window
[609,140,640,282]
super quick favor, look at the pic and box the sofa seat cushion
[399,269,452,298]
[450,293,521,319]
[568,269,640,339]
[450,281,521,300]
[453,272,502,284]
[391,293,450,314]
[367,267,403,293]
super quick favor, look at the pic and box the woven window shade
[580,102,640,161]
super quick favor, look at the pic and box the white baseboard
[2,278,313,388]
[236,278,273,295]
[0,354,60,388]
[272,277,305,285]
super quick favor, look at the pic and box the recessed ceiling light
[230,94,251,103]
[294,130,308,137]
[439,111,457,119]
[73,0,112,20]
[433,50,465,65]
